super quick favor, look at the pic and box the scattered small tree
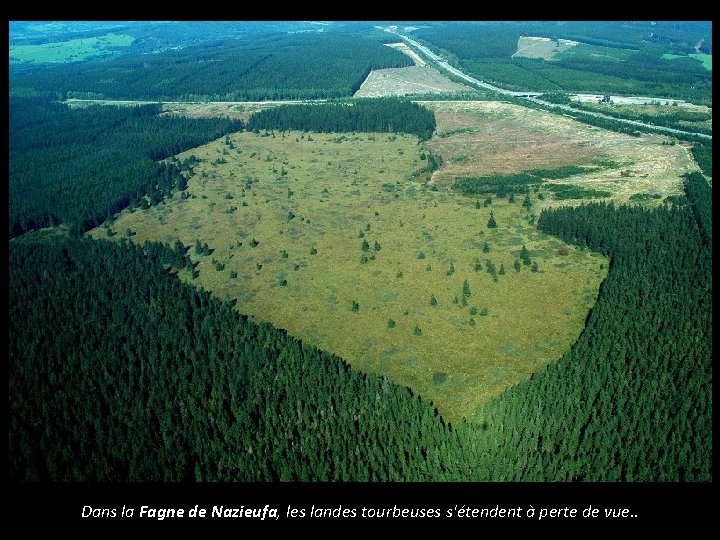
[531,262,539,272]
[522,194,532,208]
[430,295,438,306]
[413,325,422,336]
[475,258,483,272]
[499,263,505,275]
[447,262,455,276]
[514,259,522,273]
[351,300,360,312]
[418,251,426,259]
[374,241,381,252]
[520,245,531,265]
[475,200,481,209]
[509,192,515,203]
[463,279,471,297]
[487,212,497,228]
[361,239,370,252]
[387,319,396,328]
[483,242,491,253]
[559,244,569,256]
[484,197,492,207]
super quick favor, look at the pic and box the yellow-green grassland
[89,110,619,422]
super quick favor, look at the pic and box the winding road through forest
[388,29,712,141]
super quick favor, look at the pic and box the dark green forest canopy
[246,99,437,140]
[8,185,712,480]
[9,96,242,237]
[8,237,468,481]
[10,33,412,101]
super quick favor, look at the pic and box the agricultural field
[9,33,134,65]
[88,128,608,423]
[422,101,699,205]
[512,36,579,60]
[355,66,473,97]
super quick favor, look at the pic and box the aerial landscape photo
[8,20,711,482]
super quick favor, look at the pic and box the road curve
[389,30,712,141]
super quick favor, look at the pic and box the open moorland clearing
[89,128,607,423]
[354,65,473,97]
[422,100,699,205]
[512,36,578,60]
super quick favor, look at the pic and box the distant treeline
[11,33,412,102]
[9,96,242,237]
[246,99,436,141]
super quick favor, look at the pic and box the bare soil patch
[355,65,473,98]
[512,36,578,60]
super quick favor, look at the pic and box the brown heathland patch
[512,36,579,60]
[355,65,473,98]
[421,101,699,205]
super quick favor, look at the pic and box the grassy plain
[90,125,608,422]
[9,33,134,64]
[422,101,699,206]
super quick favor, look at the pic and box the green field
[663,53,712,71]
[89,128,607,422]
[9,33,135,64]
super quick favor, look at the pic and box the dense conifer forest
[9,96,242,237]
[11,33,412,101]
[246,99,436,140]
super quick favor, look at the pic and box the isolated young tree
[523,194,532,208]
[361,239,370,252]
[447,262,455,276]
[483,242,490,253]
[487,212,497,228]
[374,240,381,252]
[463,279,471,297]
[531,262,539,272]
[475,200,481,209]
[484,197,492,207]
[475,258,482,272]
[514,259,522,273]
[499,263,506,275]
[430,295,438,306]
[520,245,531,265]
[351,300,360,312]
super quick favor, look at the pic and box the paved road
[388,30,712,141]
